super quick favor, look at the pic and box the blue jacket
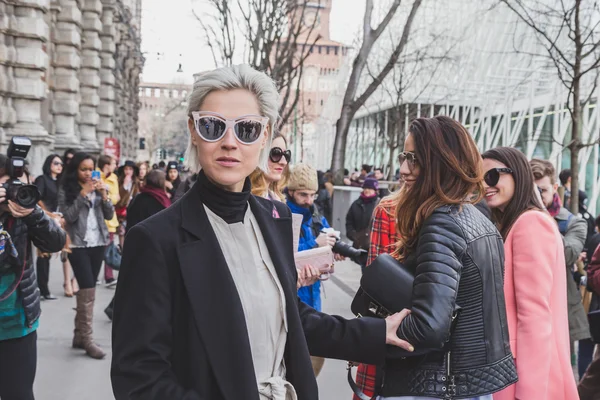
[287,200,331,312]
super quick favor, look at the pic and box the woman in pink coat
[482,147,578,400]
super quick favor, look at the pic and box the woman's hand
[297,264,320,289]
[80,180,95,197]
[165,181,173,190]
[385,309,414,352]
[94,180,107,200]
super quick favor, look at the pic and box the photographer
[0,150,66,399]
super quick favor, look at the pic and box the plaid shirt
[353,201,398,400]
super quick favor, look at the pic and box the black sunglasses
[398,151,417,170]
[484,168,513,187]
[270,147,291,163]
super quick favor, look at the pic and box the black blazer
[111,180,386,400]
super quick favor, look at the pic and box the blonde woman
[250,133,290,201]
[111,65,410,399]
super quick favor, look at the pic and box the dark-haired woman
[137,161,150,187]
[115,161,139,248]
[58,152,114,360]
[482,148,577,400]
[165,161,181,198]
[34,154,63,300]
[104,169,171,321]
[377,116,517,399]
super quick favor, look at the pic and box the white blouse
[205,206,296,400]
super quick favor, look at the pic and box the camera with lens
[1,137,40,209]
[322,228,367,262]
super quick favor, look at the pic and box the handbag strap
[0,241,29,302]
[347,362,375,400]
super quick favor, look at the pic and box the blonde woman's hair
[250,133,289,200]
[185,65,280,173]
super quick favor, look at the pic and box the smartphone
[91,170,101,181]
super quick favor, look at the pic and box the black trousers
[35,256,51,296]
[0,331,37,400]
[68,246,105,289]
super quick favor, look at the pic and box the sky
[140,0,366,84]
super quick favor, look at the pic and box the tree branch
[352,0,424,113]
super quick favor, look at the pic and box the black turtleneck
[197,170,251,224]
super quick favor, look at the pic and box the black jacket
[345,196,379,249]
[381,204,517,398]
[34,174,59,212]
[125,192,166,235]
[172,173,197,203]
[2,207,66,326]
[111,180,386,400]
[314,188,332,224]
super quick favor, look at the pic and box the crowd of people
[1,63,599,400]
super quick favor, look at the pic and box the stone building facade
[137,81,191,163]
[0,0,143,175]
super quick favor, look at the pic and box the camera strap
[0,222,27,302]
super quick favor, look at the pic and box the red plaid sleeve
[588,244,600,295]
[354,204,397,400]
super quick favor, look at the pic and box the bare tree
[193,0,322,129]
[374,28,454,179]
[145,97,189,159]
[329,0,423,181]
[500,0,600,214]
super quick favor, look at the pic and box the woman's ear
[261,126,270,149]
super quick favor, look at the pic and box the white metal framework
[310,0,600,214]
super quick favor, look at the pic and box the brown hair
[98,155,113,171]
[250,134,289,201]
[393,116,484,261]
[482,147,544,239]
[529,159,556,184]
[117,171,140,209]
[145,169,166,190]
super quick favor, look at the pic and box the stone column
[97,0,114,150]
[0,0,18,148]
[8,0,53,173]
[51,0,82,152]
[78,0,101,152]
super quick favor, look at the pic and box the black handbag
[348,254,415,400]
[589,309,600,344]
[351,253,414,319]
[348,253,460,400]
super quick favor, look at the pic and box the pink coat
[494,210,578,400]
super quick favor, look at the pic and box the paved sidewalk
[33,256,364,399]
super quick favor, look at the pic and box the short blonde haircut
[185,65,280,173]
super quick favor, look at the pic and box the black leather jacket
[1,207,66,327]
[381,204,517,398]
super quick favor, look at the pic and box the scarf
[360,192,379,202]
[140,186,171,209]
[197,170,251,224]
[547,192,562,217]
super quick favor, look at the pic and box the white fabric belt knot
[258,376,297,400]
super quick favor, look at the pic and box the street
[33,257,362,399]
